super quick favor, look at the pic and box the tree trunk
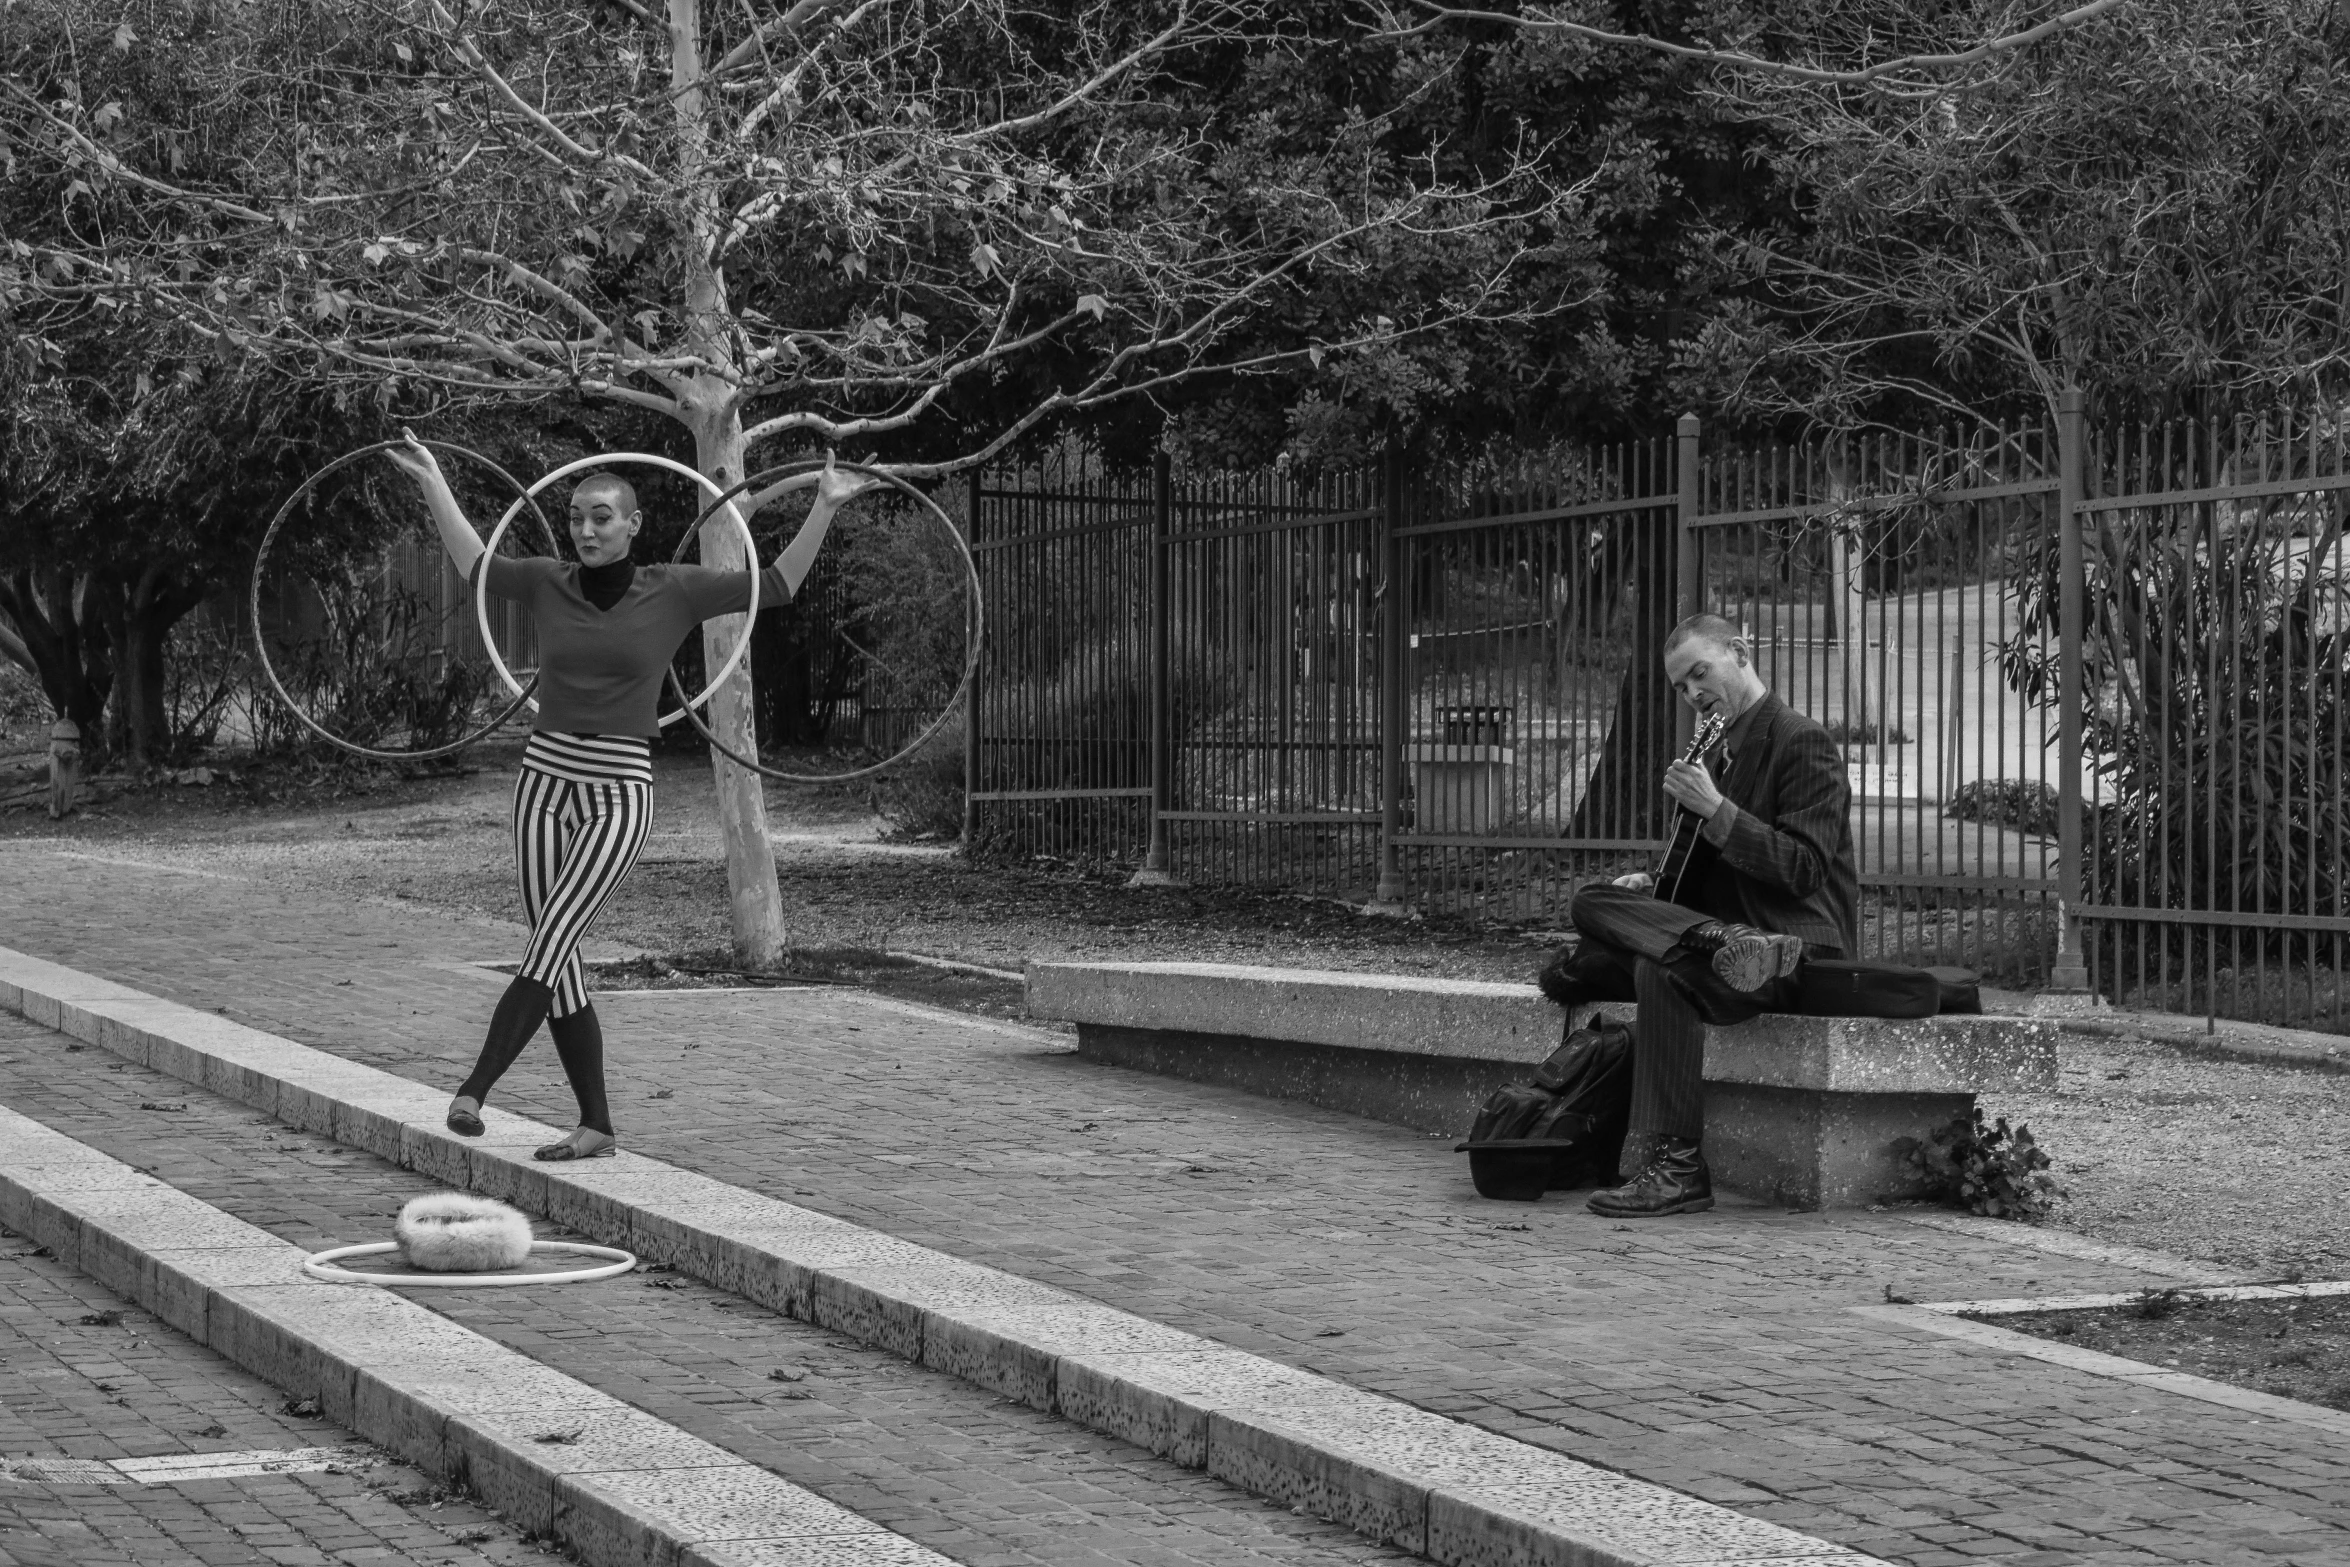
[667,0,786,968]
[108,565,212,773]
[0,570,113,750]
[688,394,789,967]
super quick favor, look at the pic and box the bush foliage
[1906,1107,2063,1222]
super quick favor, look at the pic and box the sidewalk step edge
[0,1103,952,1567]
[0,946,1889,1567]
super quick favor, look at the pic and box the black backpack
[1458,1018,1634,1201]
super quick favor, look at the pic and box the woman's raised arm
[771,452,869,599]
[385,431,486,579]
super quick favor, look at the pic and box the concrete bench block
[1030,960,1558,1061]
[1030,961,2056,1210]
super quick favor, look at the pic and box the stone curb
[0,944,1886,1567]
[0,1102,953,1567]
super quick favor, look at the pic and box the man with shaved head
[1538,612,1857,1216]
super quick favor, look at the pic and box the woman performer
[388,434,860,1160]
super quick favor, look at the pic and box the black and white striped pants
[512,734,654,1017]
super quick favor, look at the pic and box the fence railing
[971,407,2350,1032]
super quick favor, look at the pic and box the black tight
[548,1005,612,1134]
[455,976,612,1134]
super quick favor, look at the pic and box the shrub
[0,661,46,746]
[865,711,966,841]
[1905,1106,2063,1221]
[1945,778,2061,836]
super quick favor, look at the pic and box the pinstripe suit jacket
[1671,694,1858,954]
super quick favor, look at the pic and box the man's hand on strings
[1662,758,1726,819]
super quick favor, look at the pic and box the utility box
[1411,706,1516,834]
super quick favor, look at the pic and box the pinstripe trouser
[512,765,654,1017]
[1566,884,1817,1143]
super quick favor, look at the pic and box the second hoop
[665,458,982,786]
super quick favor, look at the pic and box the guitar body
[1653,712,1728,904]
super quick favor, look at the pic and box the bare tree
[5,0,1594,961]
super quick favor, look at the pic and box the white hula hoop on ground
[301,1240,638,1288]
[476,452,760,729]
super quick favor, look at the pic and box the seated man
[1539,612,1857,1218]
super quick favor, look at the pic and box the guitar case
[1796,960,1982,1018]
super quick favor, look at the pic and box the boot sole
[1713,931,1804,992]
[1586,1192,1715,1217]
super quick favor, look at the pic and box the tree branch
[1382,0,2133,87]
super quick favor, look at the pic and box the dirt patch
[487,948,1035,1026]
[1985,1292,2350,1412]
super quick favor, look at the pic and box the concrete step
[0,944,1887,1567]
[0,1007,1416,1567]
[0,1098,953,1567]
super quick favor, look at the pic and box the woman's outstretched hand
[812,449,869,510]
[384,429,445,488]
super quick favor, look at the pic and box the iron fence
[964,410,2345,1031]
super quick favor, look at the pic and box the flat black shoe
[446,1096,485,1137]
[1587,1136,1714,1217]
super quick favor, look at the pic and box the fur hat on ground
[394,1193,533,1273]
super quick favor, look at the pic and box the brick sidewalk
[0,1205,542,1567]
[0,1010,1416,1567]
[4,846,2346,1566]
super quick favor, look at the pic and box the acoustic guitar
[1653,711,1728,903]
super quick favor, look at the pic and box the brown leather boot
[1687,922,1804,993]
[1586,1136,1714,1216]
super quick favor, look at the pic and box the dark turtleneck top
[578,556,636,611]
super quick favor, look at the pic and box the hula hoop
[477,452,758,729]
[666,458,983,786]
[249,439,558,762]
[301,1239,637,1288]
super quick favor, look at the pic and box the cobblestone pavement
[5,847,2349,1567]
[0,1010,1420,1567]
[0,1201,545,1567]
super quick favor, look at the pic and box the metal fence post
[2051,387,2092,992]
[1674,413,1702,752]
[1370,439,1409,911]
[962,466,983,851]
[1129,451,1180,887]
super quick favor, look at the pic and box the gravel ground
[7,739,2349,1281]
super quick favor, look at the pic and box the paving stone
[5,850,2349,1565]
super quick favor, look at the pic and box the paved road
[0,1188,543,1567]
[3,845,2347,1566]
